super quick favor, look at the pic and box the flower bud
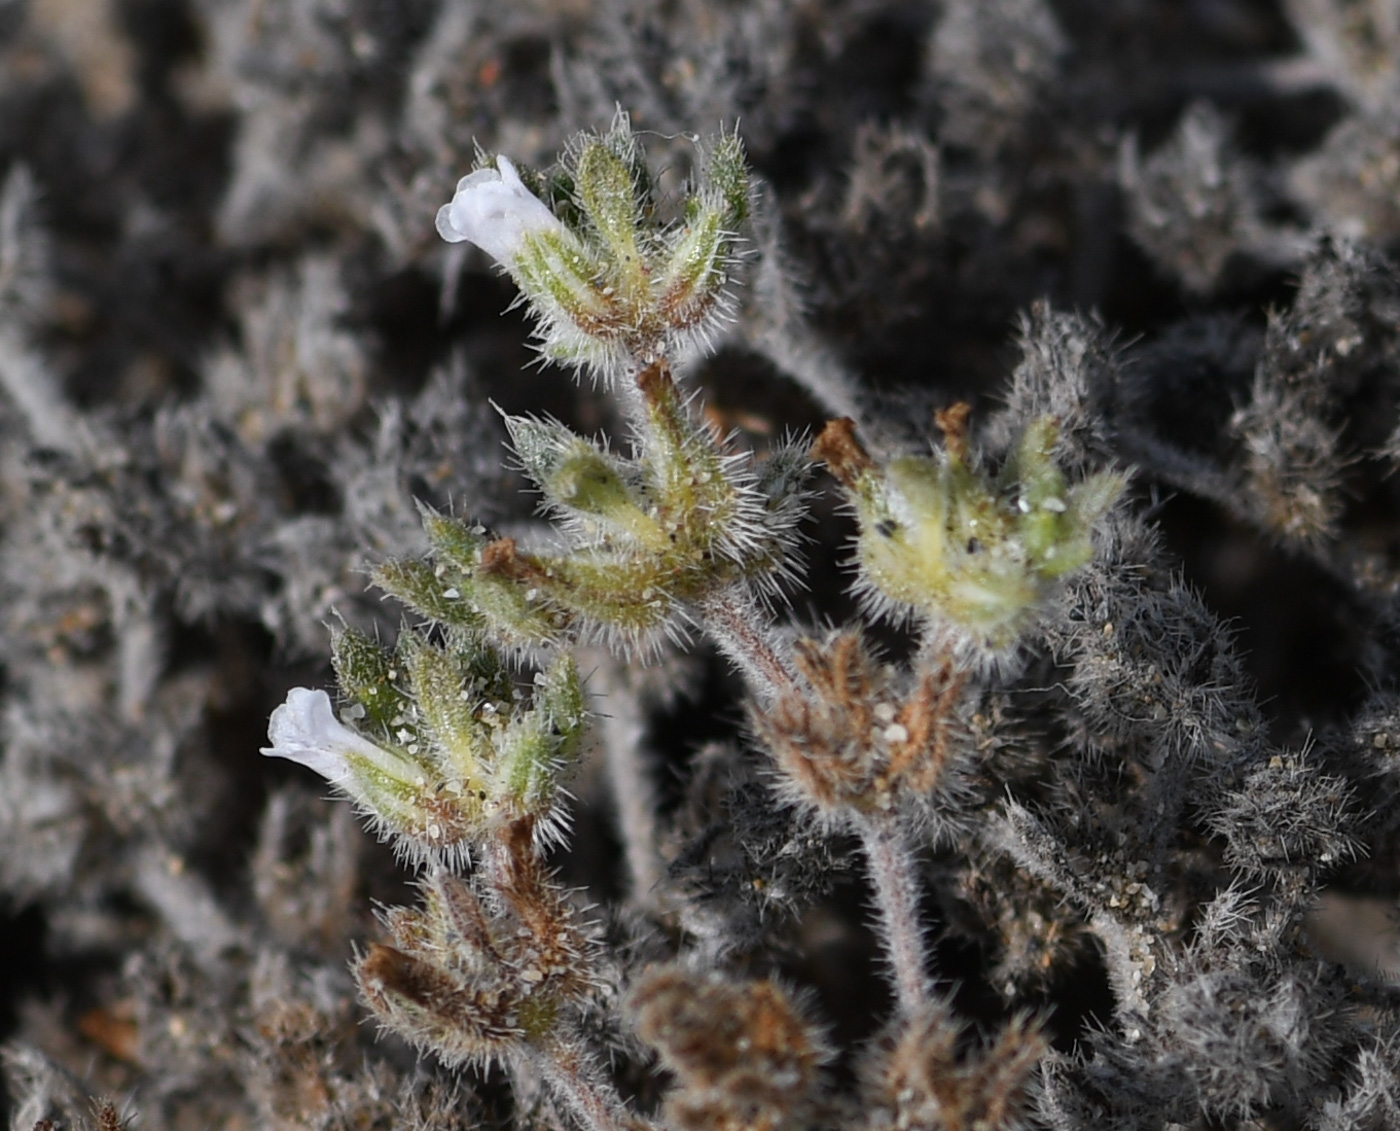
[576,140,643,274]
[505,414,663,547]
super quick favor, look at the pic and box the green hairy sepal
[372,509,570,651]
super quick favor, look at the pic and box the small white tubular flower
[435,156,565,265]
[262,687,399,784]
[264,686,478,869]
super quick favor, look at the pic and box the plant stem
[0,327,81,452]
[746,199,870,426]
[857,816,932,1018]
[698,586,799,701]
[531,1036,642,1131]
[588,652,667,906]
[623,355,801,702]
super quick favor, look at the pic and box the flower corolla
[435,156,566,265]
[262,686,402,784]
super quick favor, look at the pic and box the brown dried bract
[754,631,966,818]
[92,1102,126,1131]
[631,965,826,1131]
[863,1001,1046,1131]
[356,938,522,1068]
[934,401,974,462]
[479,537,538,582]
[489,817,594,1004]
[77,1004,139,1064]
[884,664,967,797]
[810,417,874,490]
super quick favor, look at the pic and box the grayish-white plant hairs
[8,3,1400,1130]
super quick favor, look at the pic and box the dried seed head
[356,941,524,1069]
[355,826,597,1071]
[861,1001,1046,1131]
[753,631,966,823]
[630,965,827,1131]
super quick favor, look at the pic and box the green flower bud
[376,513,570,650]
[704,129,750,227]
[576,140,645,292]
[496,655,586,828]
[656,199,731,332]
[372,557,486,631]
[331,625,412,735]
[506,415,665,547]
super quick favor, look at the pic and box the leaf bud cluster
[813,405,1124,664]
[375,362,808,657]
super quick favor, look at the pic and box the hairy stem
[857,817,932,1018]
[588,653,667,905]
[698,586,798,701]
[746,197,870,426]
[530,1036,642,1131]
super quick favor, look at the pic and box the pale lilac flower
[435,156,566,264]
[262,687,402,784]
